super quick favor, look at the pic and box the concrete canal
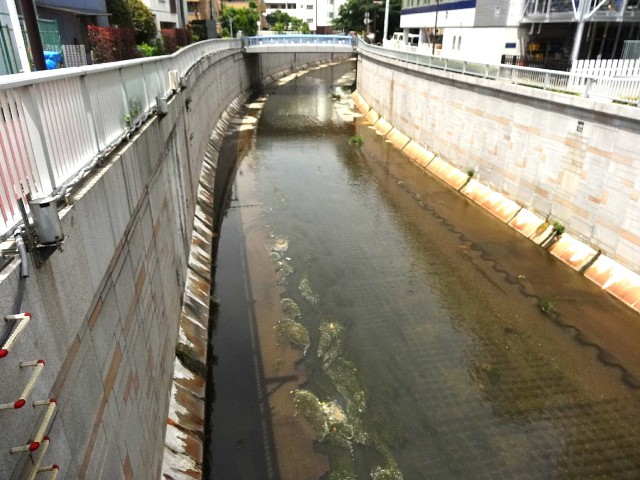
[206,60,640,480]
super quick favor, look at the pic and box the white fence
[1,36,638,237]
[0,38,241,236]
[361,41,640,106]
[245,34,354,47]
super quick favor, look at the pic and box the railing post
[484,64,489,78]
[543,72,550,90]
[462,61,467,74]
[22,86,56,193]
[585,77,594,98]
[78,74,100,153]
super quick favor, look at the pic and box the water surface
[209,61,640,480]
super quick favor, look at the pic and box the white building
[395,0,640,66]
[143,0,189,29]
[262,0,347,33]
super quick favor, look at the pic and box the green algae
[271,237,289,253]
[275,318,310,354]
[275,258,294,284]
[318,322,345,368]
[318,322,366,416]
[371,467,404,480]
[299,274,320,304]
[292,389,328,437]
[281,298,302,319]
[329,468,356,480]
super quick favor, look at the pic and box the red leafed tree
[174,28,192,48]
[87,25,140,63]
[160,29,177,54]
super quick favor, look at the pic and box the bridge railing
[245,34,355,47]
[0,38,241,236]
[359,41,640,106]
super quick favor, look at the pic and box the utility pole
[383,0,390,42]
[19,0,46,71]
[432,0,439,55]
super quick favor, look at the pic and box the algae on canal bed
[275,318,310,354]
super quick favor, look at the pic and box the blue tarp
[44,51,62,69]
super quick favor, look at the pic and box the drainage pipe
[0,230,31,357]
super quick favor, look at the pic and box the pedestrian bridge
[244,34,355,53]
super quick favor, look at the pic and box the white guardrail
[362,41,640,107]
[245,34,355,47]
[0,35,637,237]
[0,38,242,236]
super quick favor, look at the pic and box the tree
[333,0,402,42]
[265,10,309,33]
[129,0,156,43]
[265,10,292,30]
[219,0,260,37]
[106,0,157,44]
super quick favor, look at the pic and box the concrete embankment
[353,53,640,314]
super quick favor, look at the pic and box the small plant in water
[552,221,565,235]
[348,135,364,147]
[539,297,557,316]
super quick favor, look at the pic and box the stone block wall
[356,51,640,273]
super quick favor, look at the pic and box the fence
[0,24,18,75]
[37,19,61,53]
[359,41,640,105]
[0,38,241,236]
[1,36,638,237]
[245,34,354,47]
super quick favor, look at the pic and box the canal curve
[206,59,640,480]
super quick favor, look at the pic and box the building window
[457,36,462,50]
[307,18,313,22]
[307,4,313,8]
[328,11,333,17]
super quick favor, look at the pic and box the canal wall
[355,50,640,312]
[0,50,352,480]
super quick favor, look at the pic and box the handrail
[359,40,640,106]
[0,35,636,241]
[245,34,354,47]
[0,39,242,238]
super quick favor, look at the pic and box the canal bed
[207,60,640,480]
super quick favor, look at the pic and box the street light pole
[432,0,439,55]
[364,11,370,40]
[383,0,390,43]
[229,16,233,38]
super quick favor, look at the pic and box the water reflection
[210,60,640,480]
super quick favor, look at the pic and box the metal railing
[0,38,241,236]
[245,34,355,47]
[359,41,640,106]
[1,34,637,238]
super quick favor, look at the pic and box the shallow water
[208,61,640,480]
